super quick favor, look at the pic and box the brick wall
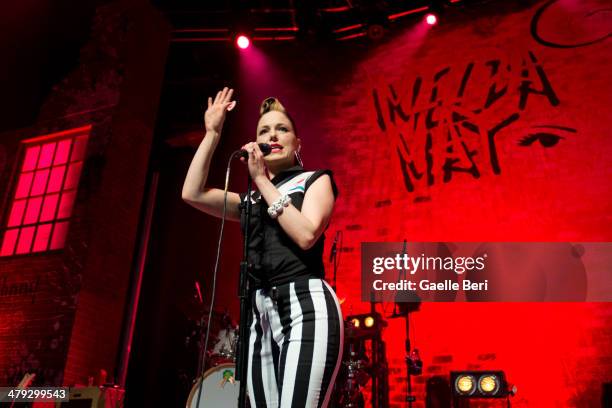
[197,1,611,406]
[0,0,169,388]
[311,1,612,406]
[1,0,610,406]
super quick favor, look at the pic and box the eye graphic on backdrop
[531,0,612,48]
[518,125,577,148]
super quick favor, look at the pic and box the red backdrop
[313,1,611,406]
[0,1,609,406]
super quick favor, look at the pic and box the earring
[294,150,304,167]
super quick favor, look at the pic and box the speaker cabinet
[56,386,124,408]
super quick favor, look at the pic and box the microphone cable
[194,150,242,407]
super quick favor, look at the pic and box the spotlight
[366,24,385,41]
[479,374,500,395]
[455,374,476,396]
[235,34,250,49]
[345,313,387,339]
[425,13,437,25]
[451,371,510,399]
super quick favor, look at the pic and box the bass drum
[186,363,242,407]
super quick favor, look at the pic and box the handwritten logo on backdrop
[370,51,576,196]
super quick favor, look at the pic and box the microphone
[329,231,340,263]
[238,143,272,159]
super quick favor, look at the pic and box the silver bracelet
[267,194,292,219]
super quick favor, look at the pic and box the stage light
[425,13,437,25]
[455,375,476,396]
[479,374,500,395]
[236,35,250,49]
[366,24,385,41]
[451,371,510,399]
[345,313,387,339]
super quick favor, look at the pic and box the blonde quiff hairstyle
[259,97,298,136]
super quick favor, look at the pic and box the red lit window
[1,126,91,256]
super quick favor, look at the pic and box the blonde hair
[259,97,298,135]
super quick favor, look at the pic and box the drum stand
[235,175,254,408]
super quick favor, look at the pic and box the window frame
[0,125,91,258]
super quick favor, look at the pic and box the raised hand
[204,87,236,134]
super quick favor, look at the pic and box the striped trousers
[247,278,344,408]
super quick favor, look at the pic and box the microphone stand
[329,231,341,292]
[236,144,271,407]
[192,147,270,408]
[193,151,246,408]
[236,174,253,408]
[403,312,415,408]
[388,240,421,408]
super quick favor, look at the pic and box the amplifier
[55,386,124,408]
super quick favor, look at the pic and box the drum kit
[186,361,240,408]
[336,339,370,407]
[181,308,394,408]
[179,236,423,407]
[180,289,417,407]
[180,298,241,408]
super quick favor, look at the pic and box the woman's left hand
[242,142,267,181]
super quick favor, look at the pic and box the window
[1,125,91,256]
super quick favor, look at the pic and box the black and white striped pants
[247,278,344,408]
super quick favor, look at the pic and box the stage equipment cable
[194,151,239,407]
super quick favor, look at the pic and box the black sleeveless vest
[238,166,338,288]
